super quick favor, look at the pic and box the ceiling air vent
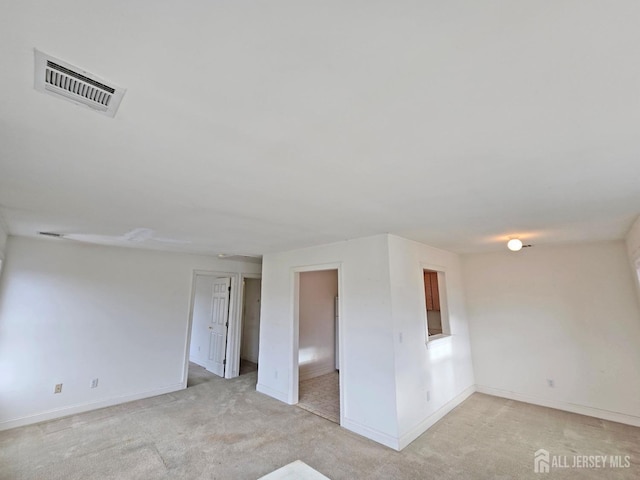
[34,49,126,118]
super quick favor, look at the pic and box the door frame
[226,272,262,378]
[182,270,240,386]
[291,262,343,426]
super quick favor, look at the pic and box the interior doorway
[239,277,261,376]
[188,273,232,378]
[296,269,340,424]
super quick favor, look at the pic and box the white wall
[0,221,7,257]
[387,235,475,449]
[463,241,640,426]
[241,278,261,364]
[258,234,400,448]
[626,216,640,259]
[299,270,338,381]
[258,233,475,450]
[0,236,260,431]
[625,216,640,300]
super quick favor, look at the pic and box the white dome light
[507,238,523,251]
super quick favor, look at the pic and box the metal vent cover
[34,49,126,118]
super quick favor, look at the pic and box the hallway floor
[297,371,340,424]
[240,359,258,376]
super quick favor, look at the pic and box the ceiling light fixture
[507,238,523,252]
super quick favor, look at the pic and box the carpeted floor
[0,363,638,479]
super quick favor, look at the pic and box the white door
[207,277,231,377]
[189,275,231,377]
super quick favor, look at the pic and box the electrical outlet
[547,379,555,388]
[274,369,278,379]
[426,390,431,402]
[54,383,63,394]
[90,378,99,389]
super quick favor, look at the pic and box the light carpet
[1,363,638,479]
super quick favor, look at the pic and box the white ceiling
[1,0,639,256]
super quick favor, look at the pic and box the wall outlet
[274,369,278,379]
[90,378,99,389]
[54,383,63,394]
[547,379,555,388]
[426,390,431,402]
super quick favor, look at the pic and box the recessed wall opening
[423,269,450,339]
[239,277,261,377]
[295,268,340,424]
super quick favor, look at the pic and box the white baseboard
[476,385,640,427]
[398,384,476,450]
[189,357,206,368]
[256,383,290,404]
[0,383,185,432]
[341,417,401,450]
[299,361,335,382]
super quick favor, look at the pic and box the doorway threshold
[297,371,339,424]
